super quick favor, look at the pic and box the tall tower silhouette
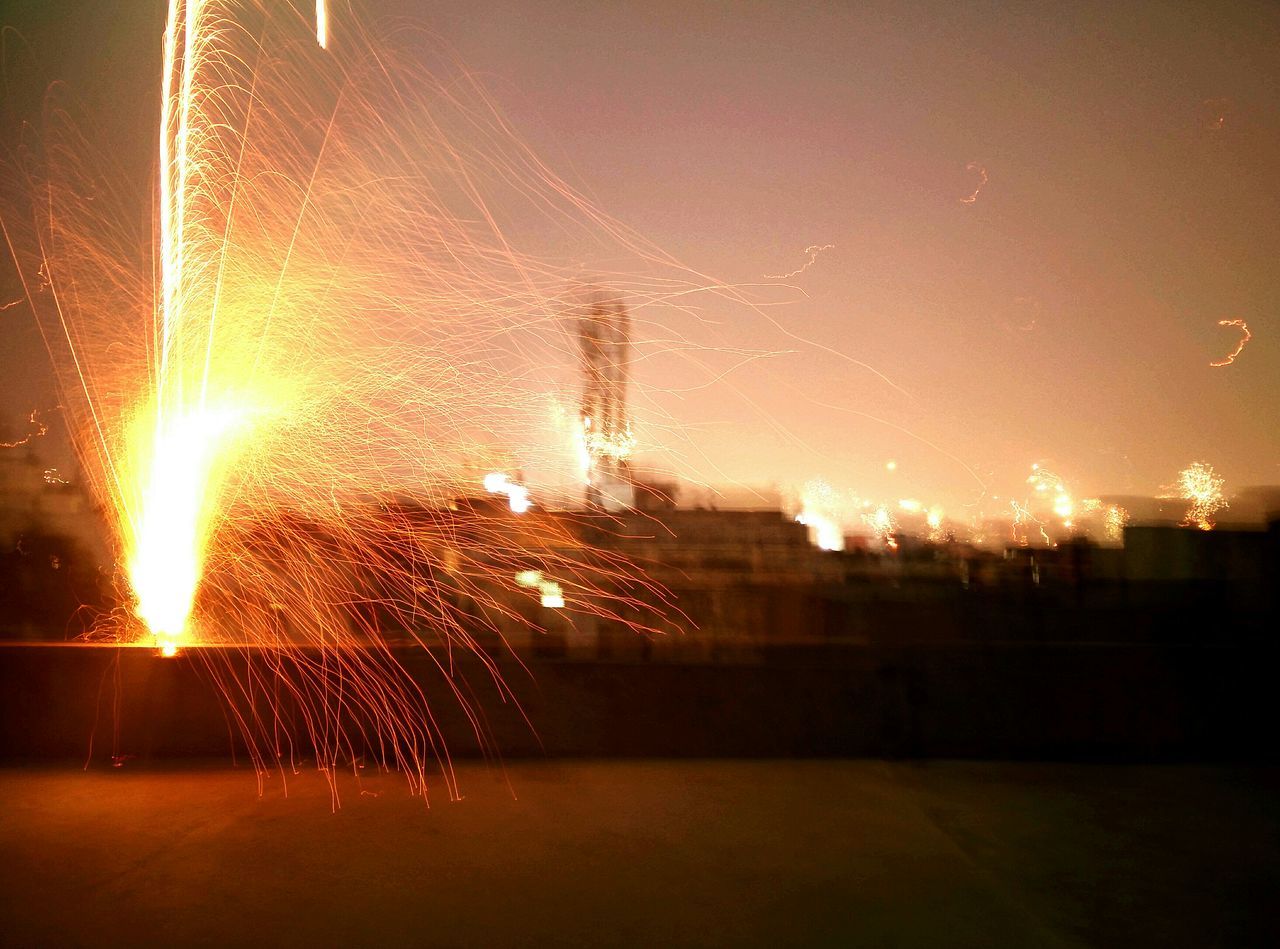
[574,288,633,509]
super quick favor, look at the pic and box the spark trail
[1209,319,1251,367]
[0,409,47,449]
[960,162,988,204]
[765,244,834,280]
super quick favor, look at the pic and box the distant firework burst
[1175,462,1227,531]
[794,479,850,551]
[1102,503,1129,543]
[0,0,693,798]
[862,504,897,550]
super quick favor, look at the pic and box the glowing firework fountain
[1,0,682,796]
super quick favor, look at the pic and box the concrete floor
[1,760,1276,947]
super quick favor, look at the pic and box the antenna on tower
[574,287,634,510]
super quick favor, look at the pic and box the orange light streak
[0,409,48,449]
[764,244,834,280]
[1209,319,1251,367]
[960,162,988,204]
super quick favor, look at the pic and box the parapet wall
[1,641,1273,762]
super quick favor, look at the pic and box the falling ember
[1201,97,1231,131]
[764,244,834,280]
[960,162,988,204]
[1209,319,1251,367]
[315,0,327,48]
[0,409,48,449]
[1175,462,1227,530]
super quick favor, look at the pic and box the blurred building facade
[0,449,110,639]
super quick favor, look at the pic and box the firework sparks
[1027,464,1075,529]
[0,409,48,449]
[1009,497,1046,547]
[960,162,988,204]
[1175,462,1227,530]
[1,297,24,311]
[1103,503,1129,543]
[2,0,689,797]
[925,506,945,543]
[764,244,834,280]
[1209,319,1251,367]
[863,504,897,550]
[795,479,848,551]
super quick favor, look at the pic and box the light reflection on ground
[1,760,1276,946]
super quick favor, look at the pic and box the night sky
[3,0,1278,511]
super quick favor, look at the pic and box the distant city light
[484,472,532,513]
[514,570,566,608]
[539,582,566,609]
